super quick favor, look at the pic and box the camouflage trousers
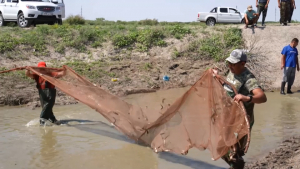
[221,121,254,169]
[280,1,291,24]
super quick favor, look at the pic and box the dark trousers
[257,3,268,24]
[280,1,291,24]
[38,88,57,122]
[289,8,294,23]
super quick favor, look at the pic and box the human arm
[25,69,35,79]
[256,0,259,7]
[244,13,249,23]
[52,70,65,78]
[281,54,286,70]
[266,0,270,8]
[297,55,299,71]
[234,77,267,104]
[234,88,267,104]
[278,0,281,8]
[293,0,296,9]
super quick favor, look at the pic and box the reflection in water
[39,129,59,168]
[280,100,297,130]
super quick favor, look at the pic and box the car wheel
[0,13,6,27]
[241,18,245,24]
[206,18,216,26]
[57,19,62,25]
[17,12,31,28]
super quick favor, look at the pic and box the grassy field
[0,16,244,83]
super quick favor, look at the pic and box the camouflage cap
[226,49,247,64]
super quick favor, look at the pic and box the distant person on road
[289,0,296,22]
[278,0,295,25]
[25,62,65,125]
[280,38,299,95]
[244,5,259,29]
[256,0,270,26]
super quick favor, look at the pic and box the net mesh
[0,66,250,161]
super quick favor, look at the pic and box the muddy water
[1,88,300,169]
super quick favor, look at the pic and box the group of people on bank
[244,0,296,28]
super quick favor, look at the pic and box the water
[1,88,300,169]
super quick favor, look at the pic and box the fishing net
[0,66,250,161]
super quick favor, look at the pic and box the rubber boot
[281,82,286,95]
[287,84,293,94]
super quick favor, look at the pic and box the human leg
[48,89,58,123]
[39,89,50,120]
[281,67,287,95]
[280,2,286,24]
[289,8,294,23]
[287,67,296,93]
[262,6,268,25]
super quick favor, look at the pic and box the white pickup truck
[197,7,245,26]
[0,0,65,28]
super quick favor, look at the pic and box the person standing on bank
[25,62,65,125]
[280,38,299,95]
[256,0,270,26]
[278,0,295,25]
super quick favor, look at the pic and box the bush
[169,25,191,39]
[65,15,85,25]
[185,28,243,61]
[138,19,159,26]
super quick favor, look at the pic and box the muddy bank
[245,136,300,169]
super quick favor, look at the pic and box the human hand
[212,68,219,75]
[265,4,268,8]
[281,65,285,70]
[234,94,250,102]
[278,4,281,8]
[297,67,300,72]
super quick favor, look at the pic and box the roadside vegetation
[0,15,242,60]
[0,15,244,84]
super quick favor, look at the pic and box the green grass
[0,16,195,57]
[0,16,244,63]
[184,27,243,61]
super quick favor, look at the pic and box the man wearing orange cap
[25,62,65,125]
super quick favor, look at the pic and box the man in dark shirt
[256,0,270,26]
[280,38,299,94]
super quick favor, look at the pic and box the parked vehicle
[0,0,65,28]
[197,7,245,26]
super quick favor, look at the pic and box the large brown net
[0,66,250,161]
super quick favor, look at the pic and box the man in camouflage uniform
[278,0,294,25]
[214,49,267,169]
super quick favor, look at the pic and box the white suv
[0,0,65,28]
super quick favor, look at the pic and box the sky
[64,0,299,22]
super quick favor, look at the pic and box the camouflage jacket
[225,68,261,127]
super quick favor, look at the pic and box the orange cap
[37,62,46,67]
